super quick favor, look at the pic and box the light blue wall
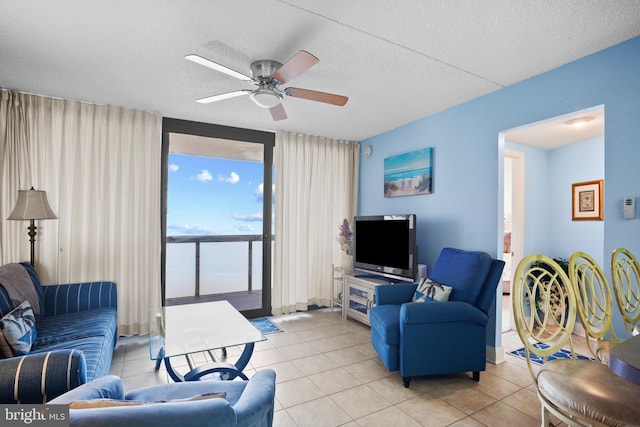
[359,36,640,347]
[505,141,550,256]
[507,136,605,264]
[548,137,605,262]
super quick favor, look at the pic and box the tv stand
[342,274,392,326]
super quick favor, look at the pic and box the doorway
[161,118,275,319]
[499,105,605,332]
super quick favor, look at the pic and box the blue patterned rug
[250,317,282,335]
[510,342,593,365]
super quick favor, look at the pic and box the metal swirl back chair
[513,254,640,426]
[611,247,640,336]
[568,251,625,364]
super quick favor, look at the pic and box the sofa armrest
[0,349,87,403]
[232,368,276,425]
[49,375,124,403]
[43,282,117,316]
[375,283,417,306]
[400,301,488,327]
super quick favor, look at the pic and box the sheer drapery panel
[273,131,359,314]
[0,90,161,335]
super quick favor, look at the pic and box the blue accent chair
[49,369,276,427]
[368,247,505,387]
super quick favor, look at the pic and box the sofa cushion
[0,300,37,356]
[429,248,492,305]
[31,307,117,382]
[32,335,114,382]
[33,307,117,348]
[369,304,402,346]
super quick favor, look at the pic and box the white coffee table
[149,300,265,382]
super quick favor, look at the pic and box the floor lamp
[7,187,57,267]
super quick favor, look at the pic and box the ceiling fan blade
[185,54,253,82]
[273,50,319,84]
[196,90,250,104]
[284,87,348,106]
[270,103,287,121]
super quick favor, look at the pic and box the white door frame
[504,148,524,331]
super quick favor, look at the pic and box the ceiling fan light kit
[250,88,283,109]
[185,50,348,121]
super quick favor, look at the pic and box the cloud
[255,183,275,202]
[235,224,254,232]
[196,169,212,182]
[167,224,216,235]
[169,164,179,172]
[226,172,240,184]
[232,213,263,222]
[218,171,240,184]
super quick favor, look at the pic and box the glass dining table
[149,300,265,382]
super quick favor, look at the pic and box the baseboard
[487,344,506,365]
[573,321,586,338]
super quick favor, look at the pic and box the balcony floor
[166,290,263,312]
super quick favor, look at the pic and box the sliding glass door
[161,118,274,318]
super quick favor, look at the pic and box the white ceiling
[1,1,639,142]
[504,105,605,150]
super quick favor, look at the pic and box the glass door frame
[161,117,275,318]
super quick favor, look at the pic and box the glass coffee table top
[149,300,265,382]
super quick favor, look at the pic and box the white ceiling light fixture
[566,116,594,127]
[250,88,283,109]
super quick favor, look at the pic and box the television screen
[353,214,417,282]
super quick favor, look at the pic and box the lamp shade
[7,189,57,220]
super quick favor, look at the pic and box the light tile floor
[110,308,581,426]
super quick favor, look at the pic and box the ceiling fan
[185,50,348,121]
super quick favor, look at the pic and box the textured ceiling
[1,1,639,142]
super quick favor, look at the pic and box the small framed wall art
[572,179,603,220]
[383,147,433,198]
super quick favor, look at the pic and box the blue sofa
[0,262,117,403]
[368,247,504,387]
[49,369,276,427]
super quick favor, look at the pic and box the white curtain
[0,90,162,335]
[273,131,359,314]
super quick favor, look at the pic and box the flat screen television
[352,214,417,282]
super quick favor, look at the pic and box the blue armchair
[49,369,276,427]
[368,247,505,387]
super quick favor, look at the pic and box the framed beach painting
[384,147,433,198]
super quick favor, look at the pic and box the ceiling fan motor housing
[250,60,283,82]
[249,60,284,108]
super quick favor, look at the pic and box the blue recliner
[368,247,505,387]
[49,369,276,427]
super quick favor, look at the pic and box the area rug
[509,342,593,365]
[250,317,282,335]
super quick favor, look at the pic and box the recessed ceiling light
[566,117,594,127]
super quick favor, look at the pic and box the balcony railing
[165,234,267,300]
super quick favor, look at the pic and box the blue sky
[384,147,432,175]
[167,153,270,236]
